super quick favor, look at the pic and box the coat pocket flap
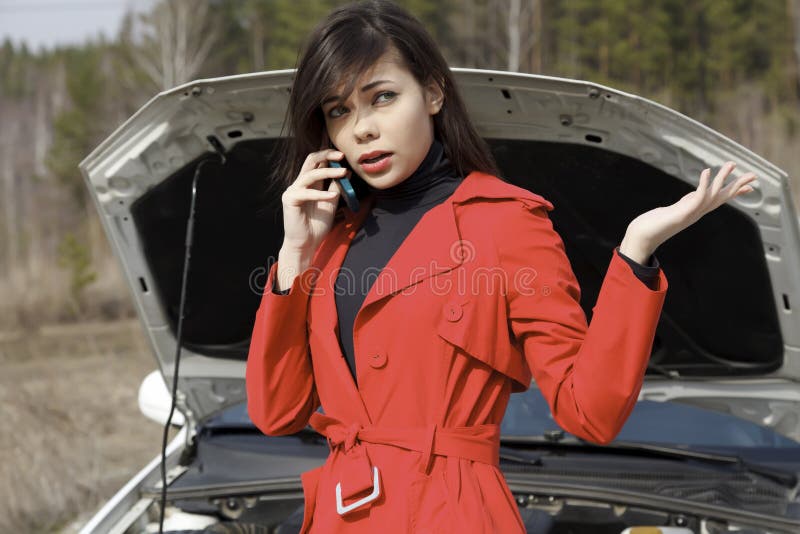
[436,293,531,391]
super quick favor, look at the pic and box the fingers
[282,184,339,207]
[327,175,342,193]
[710,161,736,197]
[283,144,350,211]
[699,161,760,206]
[689,167,712,211]
[718,169,757,199]
[732,172,758,196]
[300,148,345,175]
[295,165,349,191]
[698,167,711,195]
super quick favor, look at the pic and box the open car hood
[79,69,800,434]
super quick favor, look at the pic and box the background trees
[0,0,798,328]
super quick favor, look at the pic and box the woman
[245,1,759,532]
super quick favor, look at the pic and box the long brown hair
[267,0,501,198]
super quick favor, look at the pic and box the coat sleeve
[495,202,668,445]
[245,259,320,436]
[616,246,660,290]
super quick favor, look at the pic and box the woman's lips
[360,153,392,173]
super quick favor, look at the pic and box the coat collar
[318,170,554,316]
[341,170,554,223]
[309,170,554,417]
[448,169,554,209]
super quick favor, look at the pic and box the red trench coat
[246,170,668,533]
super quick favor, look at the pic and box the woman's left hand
[619,161,759,262]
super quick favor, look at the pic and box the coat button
[444,301,463,322]
[368,351,387,369]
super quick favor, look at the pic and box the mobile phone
[327,150,360,213]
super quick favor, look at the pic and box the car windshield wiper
[203,422,797,488]
[500,434,798,488]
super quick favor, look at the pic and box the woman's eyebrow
[321,80,394,106]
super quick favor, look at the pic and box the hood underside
[134,137,782,371]
[78,69,800,423]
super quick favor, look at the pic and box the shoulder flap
[452,171,555,212]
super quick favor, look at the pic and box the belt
[307,412,500,515]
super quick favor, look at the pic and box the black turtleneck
[272,137,660,386]
[333,138,462,384]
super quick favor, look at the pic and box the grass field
[0,319,178,533]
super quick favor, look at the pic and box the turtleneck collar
[367,137,462,213]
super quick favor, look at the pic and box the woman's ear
[426,80,445,115]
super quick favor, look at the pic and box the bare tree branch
[127,0,221,90]
[508,0,521,70]
[790,0,800,93]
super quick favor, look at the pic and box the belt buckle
[335,466,380,515]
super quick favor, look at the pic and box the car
[77,67,800,533]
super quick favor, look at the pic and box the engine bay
[123,490,793,534]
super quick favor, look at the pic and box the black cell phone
[326,144,360,213]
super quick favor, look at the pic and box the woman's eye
[375,91,396,103]
[328,91,396,118]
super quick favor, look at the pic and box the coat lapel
[358,190,462,311]
[352,170,555,312]
[308,194,376,422]
[308,170,555,408]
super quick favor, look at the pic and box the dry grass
[0,319,178,533]
[0,247,135,330]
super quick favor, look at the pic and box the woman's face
[321,48,444,190]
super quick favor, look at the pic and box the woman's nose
[352,109,378,142]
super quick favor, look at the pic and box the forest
[1,0,799,329]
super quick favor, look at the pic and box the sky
[0,0,155,52]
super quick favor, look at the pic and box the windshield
[212,388,800,450]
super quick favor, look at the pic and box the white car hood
[78,68,800,438]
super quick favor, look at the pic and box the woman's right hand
[280,146,350,255]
